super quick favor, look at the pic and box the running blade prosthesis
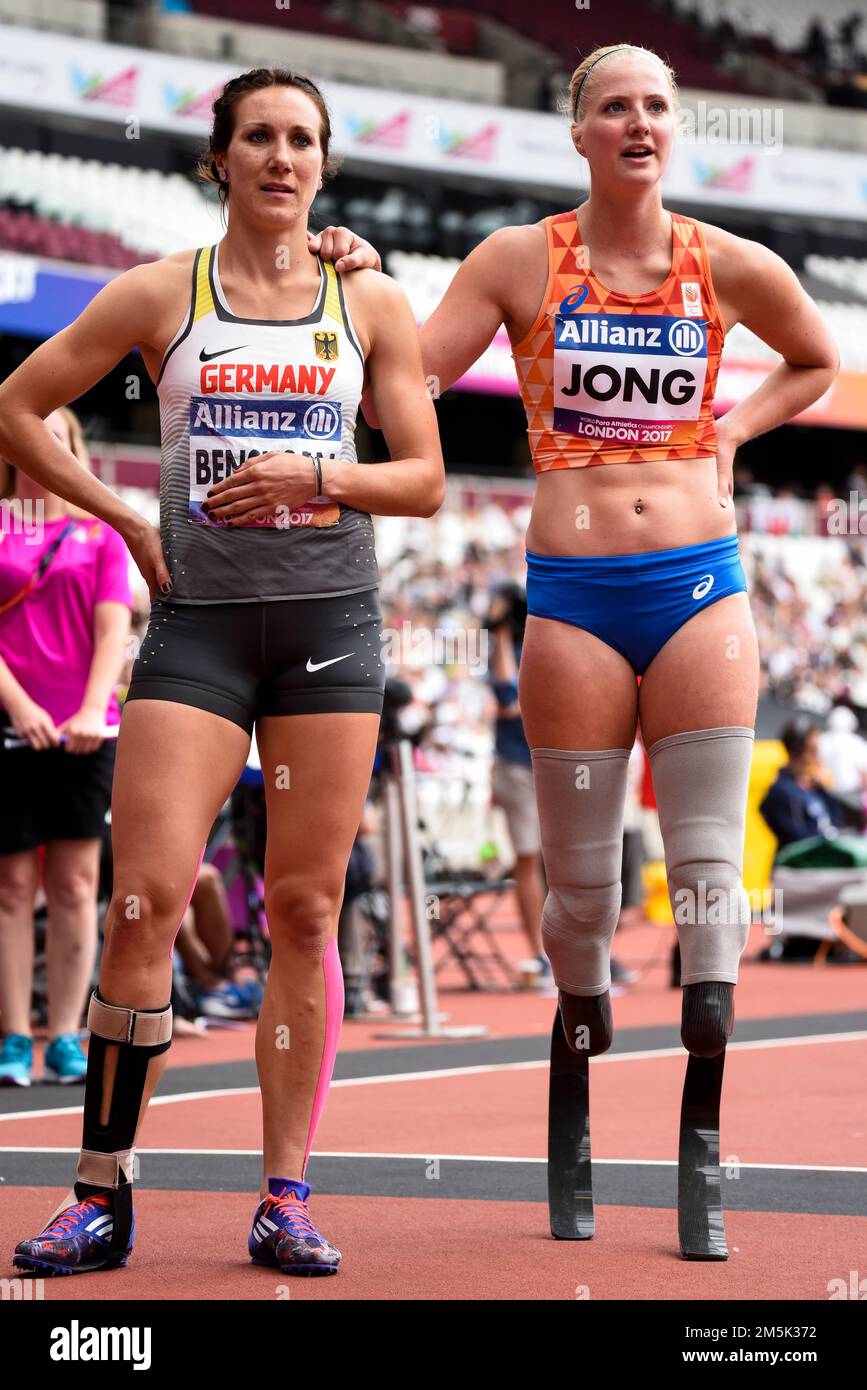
[678,982,735,1261]
[548,983,733,1256]
[547,992,612,1239]
[678,1051,728,1260]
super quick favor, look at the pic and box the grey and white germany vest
[155,243,378,602]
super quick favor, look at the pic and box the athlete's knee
[103,885,179,961]
[265,879,339,957]
[542,881,622,993]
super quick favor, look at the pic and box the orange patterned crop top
[511,209,725,470]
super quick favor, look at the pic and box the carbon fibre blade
[548,1008,594,1239]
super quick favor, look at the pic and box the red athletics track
[2,909,865,1301]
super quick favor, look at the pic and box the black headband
[572,46,637,119]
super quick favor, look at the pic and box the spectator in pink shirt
[0,407,132,1086]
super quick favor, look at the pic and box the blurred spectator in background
[845,463,867,499]
[818,703,867,799]
[487,581,549,982]
[759,718,848,857]
[0,408,131,1086]
[804,19,830,79]
[839,12,864,67]
[732,462,770,499]
[174,861,265,1024]
[337,801,382,1017]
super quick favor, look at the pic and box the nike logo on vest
[199,344,248,362]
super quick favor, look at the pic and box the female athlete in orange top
[322,43,838,1258]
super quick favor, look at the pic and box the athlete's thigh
[256,712,380,890]
[638,593,759,748]
[518,615,639,750]
[110,700,251,895]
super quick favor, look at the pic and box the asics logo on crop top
[559,284,589,315]
[692,574,715,600]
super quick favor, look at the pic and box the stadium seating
[669,0,867,62]
[426,0,753,91]
[190,0,365,42]
[0,147,221,261]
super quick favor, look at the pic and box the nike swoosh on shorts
[306,655,352,672]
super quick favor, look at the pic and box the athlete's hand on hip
[124,520,173,600]
[714,425,737,510]
[307,225,381,273]
[204,451,318,525]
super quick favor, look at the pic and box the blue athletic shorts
[525,533,747,676]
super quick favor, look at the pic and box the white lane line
[2,1028,865,1123]
[0,1146,864,1175]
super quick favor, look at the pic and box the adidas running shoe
[13,1192,134,1275]
[249,1178,340,1276]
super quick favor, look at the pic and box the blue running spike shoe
[0,1034,33,1087]
[13,1193,135,1275]
[249,1178,340,1276]
[195,978,264,1020]
[43,1033,87,1084]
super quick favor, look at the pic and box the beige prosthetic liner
[531,747,632,995]
[647,727,755,985]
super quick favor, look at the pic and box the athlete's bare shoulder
[90,248,198,357]
[697,220,788,303]
[472,221,546,275]
[697,219,805,333]
[338,266,415,358]
[130,248,198,312]
[456,222,547,328]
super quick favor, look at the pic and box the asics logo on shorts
[306,654,352,672]
[692,573,715,600]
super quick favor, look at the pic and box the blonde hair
[566,44,679,123]
[1,404,94,519]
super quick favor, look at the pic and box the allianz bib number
[553,309,708,450]
[188,395,342,528]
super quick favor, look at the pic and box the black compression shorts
[125,589,385,733]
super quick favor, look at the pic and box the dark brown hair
[196,67,338,206]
